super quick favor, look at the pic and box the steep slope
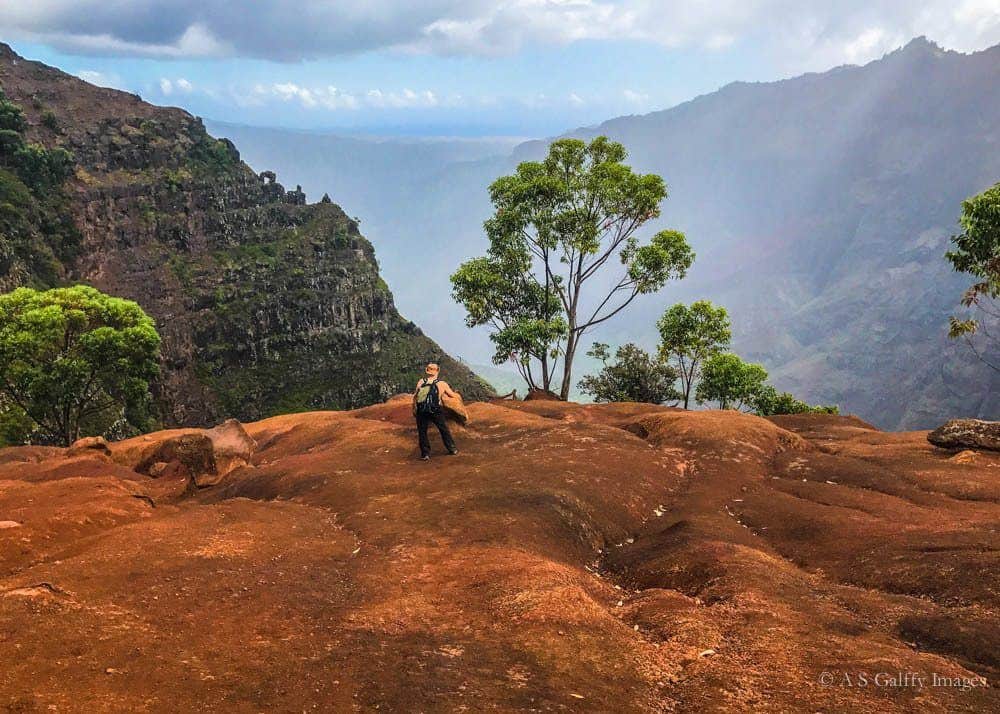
[1,401,996,711]
[0,43,490,428]
[228,38,1000,428]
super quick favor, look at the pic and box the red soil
[0,401,996,712]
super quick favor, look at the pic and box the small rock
[950,450,983,465]
[66,436,111,458]
[698,649,716,658]
[0,521,21,529]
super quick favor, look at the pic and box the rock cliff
[0,43,490,427]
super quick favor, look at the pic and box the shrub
[751,385,839,416]
[578,342,680,404]
[41,110,59,132]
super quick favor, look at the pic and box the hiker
[413,362,459,460]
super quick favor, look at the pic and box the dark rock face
[135,433,217,479]
[0,44,491,426]
[928,419,1000,452]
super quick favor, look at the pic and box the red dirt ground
[0,401,997,712]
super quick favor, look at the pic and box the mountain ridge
[0,42,491,429]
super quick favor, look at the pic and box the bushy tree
[946,182,1000,371]
[452,136,694,398]
[578,342,680,404]
[695,352,768,411]
[0,285,161,445]
[657,300,731,409]
[751,385,838,416]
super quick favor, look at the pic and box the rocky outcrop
[111,418,259,487]
[66,436,112,458]
[134,433,217,483]
[0,44,491,428]
[928,418,1000,451]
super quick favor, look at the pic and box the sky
[2,1,1000,137]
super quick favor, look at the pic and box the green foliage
[0,397,33,447]
[695,352,768,411]
[946,182,1000,286]
[187,135,238,176]
[452,136,693,398]
[657,300,731,409]
[40,110,59,132]
[0,91,78,285]
[945,182,1000,371]
[13,143,74,191]
[578,342,680,404]
[751,384,839,416]
[0,285,161,445]
[0,91,26,133]
[451,254,566,388]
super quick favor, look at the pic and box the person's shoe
[447,449,459,456]
[420,455,430,461]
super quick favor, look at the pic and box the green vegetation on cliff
[0,89,79,290]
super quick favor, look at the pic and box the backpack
[415,378,441,415]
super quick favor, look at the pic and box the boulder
[203,419,257,477]
[927,419,1000,452]
[66,436,111,458]
[135,434,217,486]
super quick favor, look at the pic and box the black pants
[416,410,456,457]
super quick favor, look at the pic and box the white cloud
[246,83,442,111]
[366,88,439,109]
[622,89,648,104]
[3,1,999,70]
[160,76,194,96]
[74,69,125,90]
[568,92,584,106]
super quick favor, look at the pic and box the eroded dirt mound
[1,403,997,712]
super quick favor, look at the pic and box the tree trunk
[559,332,577,400]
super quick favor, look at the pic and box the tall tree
[452,136,694,398]
[0,285,161,445]
[656,300,731,408]
[947,181,1000,371]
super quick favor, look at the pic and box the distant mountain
[220,37,1000,429]
[0,44,491,428]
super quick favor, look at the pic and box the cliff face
[0,44,490,426]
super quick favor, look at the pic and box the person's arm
[440,380,460,399]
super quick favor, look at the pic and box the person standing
[413,363,460,460]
